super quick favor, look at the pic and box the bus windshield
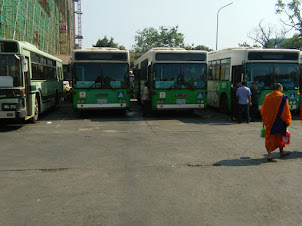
[74,63,129,89]
[0,55,22,87]
[245,63,299,90]
[153,63,207,89]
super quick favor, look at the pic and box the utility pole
[216,2,233,50]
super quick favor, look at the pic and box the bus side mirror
[22,57,28,72]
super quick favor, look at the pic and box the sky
[79,0,291,51]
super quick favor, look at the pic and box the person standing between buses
[261,83,292,162]
[231,81,241,122]
[142,81,150,116]
[251,82,260,122]
[236,81,252,123]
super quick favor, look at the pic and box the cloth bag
[260,126,266,138]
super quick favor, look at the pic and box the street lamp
[216,2,233,50]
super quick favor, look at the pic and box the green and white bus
[72,47,130,111]
[134,48,208,113]
[0,39,63,122]
[208,48,300,112]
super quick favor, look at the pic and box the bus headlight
[2,103,17,110]
[123,99,126,103]
[293,101,296,105]
[10,104,17,110]
[2,104,10,110]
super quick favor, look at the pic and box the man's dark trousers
[238,104,250,123]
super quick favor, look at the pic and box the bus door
[23,57,32,116]
[147,64,152,101]
[232,65,242,85]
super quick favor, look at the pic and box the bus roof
[73,47,128,53]
[208,48,300,63]
[209,47,300,55]
[134,48,207,66]
[72,47,130,63]
[0,39,62,63]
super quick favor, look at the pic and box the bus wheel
[219,94,228,113]
[31,98,39,123]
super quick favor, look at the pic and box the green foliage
[133,26,185,59]
[94,36,125,50]
[185,44,213,52]
[276,0,302,36]
[280,34,302,48]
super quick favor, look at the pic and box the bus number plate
[176,99,186,104]
[97,99,107,104]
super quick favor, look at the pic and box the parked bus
[72,47,130,111]
[134,48,208,113]
[299,52,302,109]
[208,48,300,112]
[0,39,63,122]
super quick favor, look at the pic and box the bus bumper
[0,111,16,119]
[0,109,26,119]
[156,104,205,110]
[259,105,297,111]
[76,103,128,110]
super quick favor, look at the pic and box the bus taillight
[20,90,25,96]
[152,91,157,95]
[126,91,131,94]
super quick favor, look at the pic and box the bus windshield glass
[0,55,22,87]
[245,63,299,90]
[74,63,129,89]
[153,63,207,89]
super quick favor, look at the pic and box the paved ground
[1,102,302,226]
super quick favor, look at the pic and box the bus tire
[31,97,39,123]
[55,90,59,105]
[219,94,228,113]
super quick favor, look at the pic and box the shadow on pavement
[0,122,23,132]
[213,151,302,166]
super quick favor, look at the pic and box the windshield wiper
[167,84,175,90]
[87,83,96,90]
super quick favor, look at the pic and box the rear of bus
[244,49,300,111]
[151,50,207,111]
[72,48,130,111]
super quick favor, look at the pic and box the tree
[276,0,302,36]
[133,26,185,59]
[94,36,125,50]
[185,44,213,52]
[248,20,287,48]
[238,42,260,48]
[280,34,302,49]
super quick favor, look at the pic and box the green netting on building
[0,0,74,54]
